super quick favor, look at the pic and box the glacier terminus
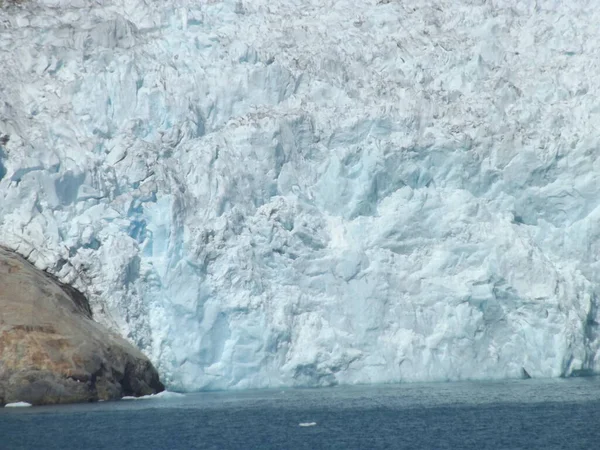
[1,0,599,391]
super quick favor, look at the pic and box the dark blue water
[2,378,600,449]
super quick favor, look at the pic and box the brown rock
[0,246,164,406]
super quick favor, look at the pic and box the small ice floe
[298,422,317,427]
[5,402,32,408]
[121,391,185,401]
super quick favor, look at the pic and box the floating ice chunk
[121,391,185,401]
[298,422,317,427]
[5,402,32,408]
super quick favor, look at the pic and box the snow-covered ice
[1,0,600,391]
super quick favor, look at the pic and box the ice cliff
[1,0,599,390]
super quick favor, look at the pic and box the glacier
[1,0,599,391]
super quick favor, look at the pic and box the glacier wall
[1,0,600,390]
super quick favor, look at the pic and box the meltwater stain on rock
[0,246,164,406]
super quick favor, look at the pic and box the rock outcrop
[0,246,164,406]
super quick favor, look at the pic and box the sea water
[2,378,600,449]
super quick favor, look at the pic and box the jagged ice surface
[1,0,600,390]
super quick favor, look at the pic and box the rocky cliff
[0,246,164,406]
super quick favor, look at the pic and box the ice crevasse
[1,0,599,390]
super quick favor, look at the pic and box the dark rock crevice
[0,135,7,182]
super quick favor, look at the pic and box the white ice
[1,0,599,391]
[121,391,185,401]
[298,422,317,427]
[4,402,32,408]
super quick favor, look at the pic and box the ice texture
[1,0,599,390]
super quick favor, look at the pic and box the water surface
[2,378,600,449]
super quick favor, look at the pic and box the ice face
[1,0,599,390]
